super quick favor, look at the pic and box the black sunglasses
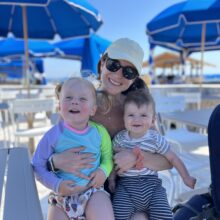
[105,57,138,80]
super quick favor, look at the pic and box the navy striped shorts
[112,175,173,220]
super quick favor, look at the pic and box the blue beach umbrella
[0,0,102,86]
[0,58,44,79]
[0,0,102,39]
[54,34,111,76]
[0,37,56,57]
[146,0,220,75]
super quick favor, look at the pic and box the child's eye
[141,114,147,117]
[65,96,72,100]
[128,114,134,117]
[79,97,87,101]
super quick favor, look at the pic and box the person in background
[48,38,173,220]
[32,77,114,220]
[109,89,196,220]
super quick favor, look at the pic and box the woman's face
[99,58,135,95]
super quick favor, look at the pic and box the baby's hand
[183,176,197,189]
[89,168,106,188]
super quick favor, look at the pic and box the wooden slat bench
[0,147,43,220]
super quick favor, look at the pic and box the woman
[49,38,172,220]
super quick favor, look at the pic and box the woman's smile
[109,77,122,86]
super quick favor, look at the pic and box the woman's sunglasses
[105,57,138,80]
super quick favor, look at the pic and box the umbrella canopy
[0,58,44,79]
[0,0,102,85]
[0,0,102,39]
[0,37,56,57]
[54,34,111,75]
[146,0,220,54]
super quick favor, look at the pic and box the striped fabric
[113,129,170,176]
[112,176,173,220]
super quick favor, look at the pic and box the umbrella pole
[22,6,35,153]
[200,23,206,83]
[22,6,30,92]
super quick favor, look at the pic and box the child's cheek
[80,106,90,114]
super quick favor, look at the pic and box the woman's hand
[88,168,106,188]
[114,149,137,174]
[52,147,96,179]
[58,180,88,196]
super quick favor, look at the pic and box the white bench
[0,147,44,220]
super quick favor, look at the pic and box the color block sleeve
[32,125,62,193]
[92,122,113,177]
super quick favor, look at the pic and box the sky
[44,0,220,79]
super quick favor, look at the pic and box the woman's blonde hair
[96,90,113,114]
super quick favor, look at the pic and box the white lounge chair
[155,96,208,151]
[9,98,55,153]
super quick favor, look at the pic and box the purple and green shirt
[32,121,113,193]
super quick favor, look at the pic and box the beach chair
[167,139,209,201]
[0,147,44,220]
[167,92,201,110]
[0,102,10,148]
[172,105,220,220]
[9,98,55,152]
[155,96,208,151]
[158,170,175,207]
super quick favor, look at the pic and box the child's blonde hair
[56,77,97,104]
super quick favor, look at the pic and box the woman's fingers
[78,153,95,161]
[73,170,91,180]
[62,153,95,177]
[73,154,95,167]
[54,147,96,176]
[66,146,85,153]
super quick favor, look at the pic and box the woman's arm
[114,148,172,173]
[142,151,173,171]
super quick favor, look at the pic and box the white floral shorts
[48,187,105,220]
